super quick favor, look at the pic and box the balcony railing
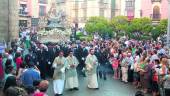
[150,14,161,21]
[125,6,135,11]
[19,10,28,17]
[151,0,161,3]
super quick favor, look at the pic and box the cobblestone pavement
[47,75,151,96]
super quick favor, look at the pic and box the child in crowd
[111,55,119,79]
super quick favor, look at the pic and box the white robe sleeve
[52,58,57,68]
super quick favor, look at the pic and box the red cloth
[112,58,119,68]
[152,73,158,82]
[33,92,45,96]
[16,57,23,70]
[0,58,4,80]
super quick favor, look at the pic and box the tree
[127,17,152,40]
[151,19,168,40]
[85,16,112,37]
[110,16,129,37]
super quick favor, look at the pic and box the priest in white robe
[52,51,66,96]
[85,49,99,89]
[65,51,79,91]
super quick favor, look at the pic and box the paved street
[47,75,150,96]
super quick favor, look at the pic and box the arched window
[153,6,160,20]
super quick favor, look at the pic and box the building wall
[29,0,53,18]
[56,0,112,28]
[19,0,53,28]
[111,0,116,18]
[115,0,121,16]
[0,0,18,42]
[9,0,19,40]
[119,0,141,19]
[141,0,168,19]
[105,0,112,19]
[120,0,126,16]
[30,0,38,18]
[134,0,141,18]
[86,0,100,17]
[0,0,9,42]
[160,0,168,19]
[142,0,154,18]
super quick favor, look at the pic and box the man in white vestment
[85,49,99,89]
[52,51,66,96]
[65,51,79,91]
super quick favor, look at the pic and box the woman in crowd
[3,66,17,93]
[151,59,160,96]
[121,52,129,83]
[159,57,169,83]
[0,53,4,82]
[111,52,119,79]
[138,55,147,93]
[133,51,141,88]
[115,48,123,79]
[15,51,23,71]
[142,58,150,93]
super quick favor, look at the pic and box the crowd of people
[110,40,170,96]
[0,28,170,96]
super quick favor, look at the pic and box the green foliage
[151,19,168,40]
[128,18,152,33]
[127,17,152,40]
[84,16,167,40]
[110,16,129,36]
[151,28,160,40]
[85,16,113,37]
[76,31,84,39]
[79,35,93,41]
[156,19,168,35]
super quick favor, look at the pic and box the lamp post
[167,0,170,48]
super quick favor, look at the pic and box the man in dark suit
[36,45,48,79]
[75,43,88,77]
[46,43,56,77]
[96,48,108,80]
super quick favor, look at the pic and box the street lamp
[167,0,170,47]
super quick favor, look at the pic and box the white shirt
[8,55,13,60]
[150,54,159,63]
[158,48,166,55]
[22,31,27,38]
